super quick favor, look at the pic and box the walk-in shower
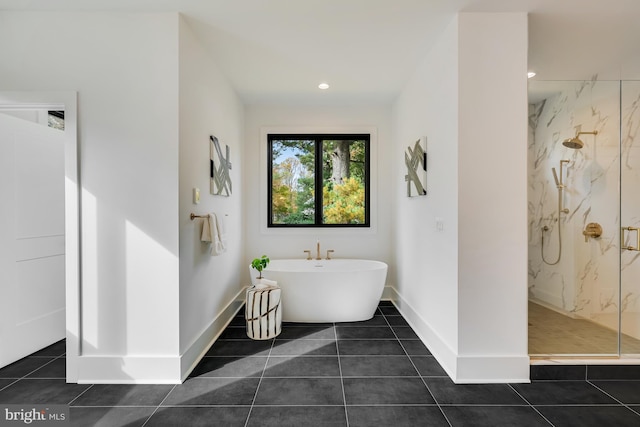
[528,79,640,357]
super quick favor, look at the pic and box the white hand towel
[216,214,227,253]
[200,214,213,242]
[211,213,226,255]
[200,213,226,256]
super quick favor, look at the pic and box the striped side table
[245,283,282,340]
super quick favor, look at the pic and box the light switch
[193,188,200,204]
[436,217,444,232]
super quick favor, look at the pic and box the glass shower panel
[620,80,640,356]
[528,80,621,355]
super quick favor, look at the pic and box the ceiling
[2,0,640,104]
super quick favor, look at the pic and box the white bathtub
[259,259,388,323]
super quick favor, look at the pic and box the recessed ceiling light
[318,83,329,90]
[527,72,536,79]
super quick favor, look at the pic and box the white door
[0,112,65,368]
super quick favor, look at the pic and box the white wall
[178,17,246,379]
[392,13,529,383]
[457,13,528,381]
[243,104,393,278]
[392,16,460,375]
[0,12,182,383]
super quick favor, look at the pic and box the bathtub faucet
[305,242,334,260]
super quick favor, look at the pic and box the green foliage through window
[268,134,370,227]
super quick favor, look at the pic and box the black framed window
[268,133,370,227]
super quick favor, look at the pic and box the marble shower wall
[621,81,640,346]
[528,79,640,344]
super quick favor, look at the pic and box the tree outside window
[268,134,370,227]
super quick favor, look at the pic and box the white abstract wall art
[210,135,232,196]
[405,136,427,197]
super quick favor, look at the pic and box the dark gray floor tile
[587,365,640,380]
[282,322,334,328]
[229,316,246,326]
[271,339,337,356]
[378,300,395,306]
[392,326,420,339]
[530,365,586,380]
[30,340,66,357]
[219,327,251,340]
[161,378,259,406]
[512,381,618,405]
[335,326,395,340]
[27,358,66,378]
[254,378,343,405]
[70,406,155,427]
[277,325,336,340]
[0,379,15,391]
[337,316,388,327]
[343,377,434,405]
[205,339,273,356]
[411,356,447,376]
[189,356,267,378]
[247,406,346,427]
[71,384,174,406]
[147,406,249,427]
[591,380,640,404]
[443,406,551,427]
[340,355,417,377]
[380,306,401,316]
[0,357,54,378]
[425,378,526,405]
[400,339,431,355]
[264,356,340,377]
[0,379,91,404]
[347,405,447,427]
[536,405,640,427]
[337,339,405,355]
[385,315,409,326]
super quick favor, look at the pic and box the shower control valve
[583,222,603,242]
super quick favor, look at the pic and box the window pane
[322,139,367,224]
[270,139,315,224]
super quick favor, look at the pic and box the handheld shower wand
[551,167,561,187]
[542,159,571,265]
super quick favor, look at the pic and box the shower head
[562,130,598,149]
[562,136,584,149]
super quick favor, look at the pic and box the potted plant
[250,255,270,284]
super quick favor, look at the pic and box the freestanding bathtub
[259,259,388,323]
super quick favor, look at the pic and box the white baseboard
[179,287,247,381]
[456,355,530,383]
[77,355,181,384]
[387,287,458,379]
[76,287,247,384]
[388,287,530,384]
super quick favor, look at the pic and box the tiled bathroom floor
[1,302,640,426]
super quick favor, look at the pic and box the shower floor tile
[2,302,640,426]
[528,301,640,355]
